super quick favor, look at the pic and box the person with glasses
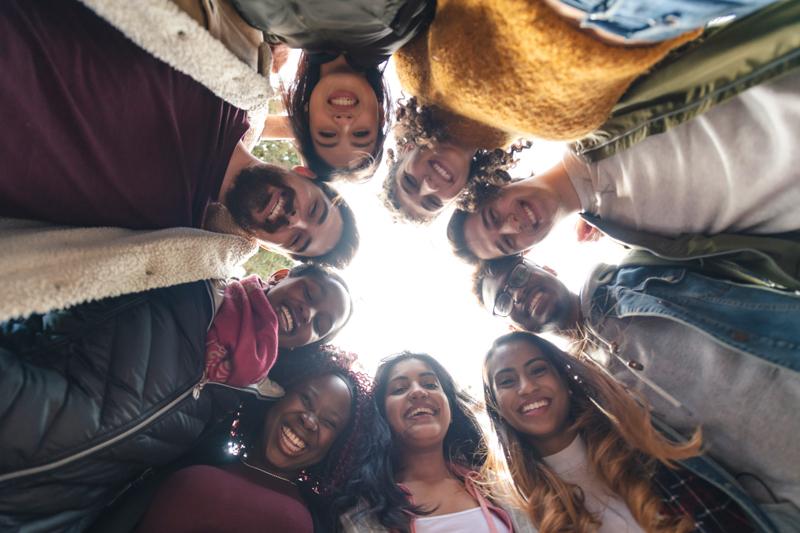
[470,241,800,531]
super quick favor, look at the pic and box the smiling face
[383,358,451,451]
[264,272,351,348]
[482,259,575,333]
[308,56,380,170]
[260,374,353,473]
[463,178,562,259]
[487,339,575,456]
[393,143,474,220]
[225,165,343,257]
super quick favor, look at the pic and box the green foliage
[252,139,302,167]
[244,248,295,279]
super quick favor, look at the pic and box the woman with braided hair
[383,97,531,223]
[137,345,373,533]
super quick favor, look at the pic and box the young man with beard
[0,0,357,268]
[472,231,800,530]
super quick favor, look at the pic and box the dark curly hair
[382,98,530,223]
[337,352,485,532]
[284,52,392,183]
[230,345,373,502]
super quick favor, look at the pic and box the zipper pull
[192,377,208,400]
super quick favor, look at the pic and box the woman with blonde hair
[482,331,777,532]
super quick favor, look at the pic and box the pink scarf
[205,275,279,387]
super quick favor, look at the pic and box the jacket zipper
[0,378,202,484]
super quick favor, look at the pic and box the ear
[266,268,290,287]
[542,265,558,277]
[292,166,317,180]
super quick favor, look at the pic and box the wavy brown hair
[382,98,530,223]
[482,332,702,533]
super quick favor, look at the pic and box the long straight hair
[482,332,701,532]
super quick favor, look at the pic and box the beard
[225,165,295,234]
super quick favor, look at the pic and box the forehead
[387,358,437,381]
[294,374,352,410]
[464,208,497,260]
[489,339,544,374]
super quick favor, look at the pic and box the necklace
[240,458,297,487]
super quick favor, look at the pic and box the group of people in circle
[1,0,798,532]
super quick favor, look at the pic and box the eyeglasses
[493,263,532,317]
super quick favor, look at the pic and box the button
[628,360,644,371]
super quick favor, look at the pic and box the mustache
[260,188,295,233]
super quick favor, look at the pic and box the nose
[286,208,309,230]
[301,411,319,432]
[333,113,353,127]
[510,286,526,307]
[499,214,521,234]
[420,178,439,196]
[408,383,429,400]
[518,375,536,396]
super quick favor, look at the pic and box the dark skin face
[481,258,578,333]
[487,339,577,456]
[260,374,353,474]
[264,273,351,348]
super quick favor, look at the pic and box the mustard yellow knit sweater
[395,0,700,144]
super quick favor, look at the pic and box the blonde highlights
[482,332,701,533]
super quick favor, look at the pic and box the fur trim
[78,0,271,113]
[0,219,258,322]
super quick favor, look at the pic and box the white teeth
[521,399,550,413]
[408,407,435,418]
[281,425,307,453]
[279,305,294,333]
[330,97,356,106]
[431,162,451,180]
[523,205,538,226]
[267,195,285,222]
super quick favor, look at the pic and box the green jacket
[582,214,800,292]
[571,0,800,162]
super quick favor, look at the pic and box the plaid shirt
[653,463,757,532]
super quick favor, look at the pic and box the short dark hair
[285,263,354,348]
[290,181,359,269]
[284,52,392,183]
[446,209,480,265]
[471,255,525,308]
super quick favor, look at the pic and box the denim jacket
[554,0,777,43]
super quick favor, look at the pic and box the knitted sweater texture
[395,0,700,143]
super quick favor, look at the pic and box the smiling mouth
[405,406,437,419]
[265,193,286,222]
[521,201,540,230]
[328,91,359,109]
[430,160,453,183]
[520,399,550,416]
[279,424,307,456]
[277,305,296,335]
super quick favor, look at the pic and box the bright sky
[280,55,627,394]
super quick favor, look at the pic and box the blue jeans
[556,0,778,42]
[594,265,800,371]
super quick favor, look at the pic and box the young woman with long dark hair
[339,352,535,533]
[482,332,777,532]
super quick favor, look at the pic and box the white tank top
[414,506,511,533]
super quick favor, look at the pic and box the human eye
[502,235,514,253]
[314,314,332,338]
[323,418,337,430]
[308,199,318,219]
[402,173,419,192]
[288,232,301,250]
[303,281,314,303]
[300,392,312,408]
[318,131,336,138]
[423,195,443,211]
[531,364,549,377]
[353,129,370,138]
[496,375,516,388]
[489,207,500,226]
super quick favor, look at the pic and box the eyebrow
[481,208,491,231]
[318,200,329,225]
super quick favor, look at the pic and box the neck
[219,141,261,203]
[396,445,454,485]
[538,159,581,213]
[532,427,579,457]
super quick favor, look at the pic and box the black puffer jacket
[231,0,436,66]
[0,281,239,532]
